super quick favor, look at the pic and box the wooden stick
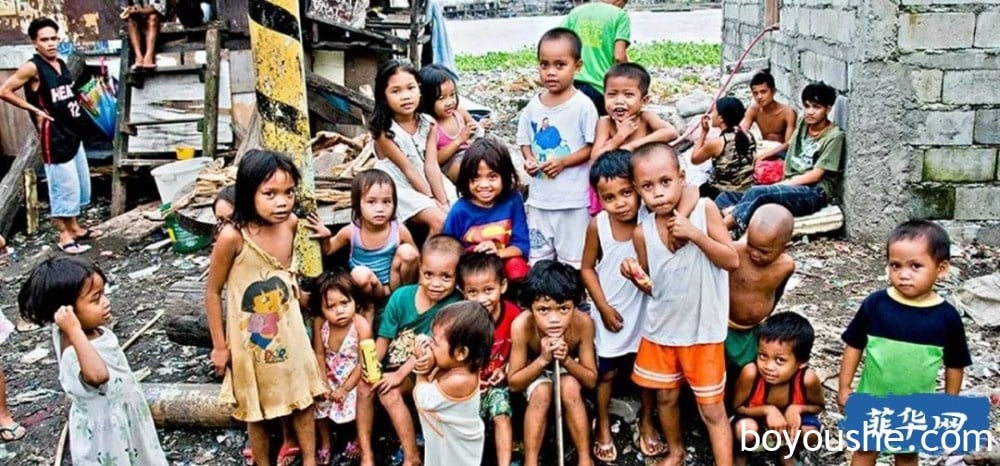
[123,310,166,350]
[23,169,38,235]
[554,359,564,466]
[54,422,69,466]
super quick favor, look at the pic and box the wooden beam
[202,27,221,159]
[111,32,134,216]
[306,71,375,114]
[143,383,238,428]
[0,138,39,237]
[23,169,38,235]
[93,201,163,245]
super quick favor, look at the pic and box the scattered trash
[9,388,58,406]
[128,264,161,280]
[955,273,1000,327]
[20,345,48,364]
[145,238,172,251]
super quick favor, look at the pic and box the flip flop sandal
[0,422,26,442]
[632,430,667,457]
[277,445,301,466]
[58,241,91,255]
[341,441,361,460]
[242,446,254,465]
[592,441,618,463]
[75,228,103,240]
[317,447,331,465]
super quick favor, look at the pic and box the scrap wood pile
[171,131,375,213]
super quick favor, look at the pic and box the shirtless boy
[509,260,598,466]
[739,72,796,160]
[725,204,796,380]
[591,63,678,158]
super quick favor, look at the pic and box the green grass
[455,41,721,73]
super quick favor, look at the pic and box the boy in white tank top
[623,143,740,466]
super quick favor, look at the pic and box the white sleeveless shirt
[591,211,648,358]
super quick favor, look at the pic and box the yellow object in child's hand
[359,338,382,383]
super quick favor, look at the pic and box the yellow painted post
[248,0,322,278]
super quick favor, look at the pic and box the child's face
[254,170,296,224]
[801,101,831,126]
[745,226,789,267]
[322,288,356,327]
[632,153,684,215]
[385,70,421,117]
[213,199,234,223]
[751,83,775,107]
[887,238,948,301]
[461,269,507,316]
[755,338,803,385]
[531,296,576,338]
[596,176,639,223]
[359,181,394,226]
[75,273,111,330]
[537,38,580,95]
[430,322,467,370]
[469,160,503,206]
[419,251,460,302]
[709,107,722,128]
[604,76,647,120]
[433,79,459,118]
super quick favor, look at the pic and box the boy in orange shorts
[622,142,739,466]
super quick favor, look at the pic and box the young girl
[17,257,166,464]
[691,96,757,199]
[442,136,530,282]
[312,271,374,466]
[412,301,494,465]
[307,170,420,319]
[205,149,327,466]
[214,184,236,222]
[419,64,484,183]
[1,270,23,443]
[370,59,449,234]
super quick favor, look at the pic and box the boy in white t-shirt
[517,27,600,269]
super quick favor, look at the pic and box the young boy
[725,204,796,380]
[561,0,631,115]
[508,260,598,466]
[731,312,824,466]
[739,71,797,160]
[591,63,679,158]
[717,81,845,234]
[839,220,971,466]
[517,28,599,269]
[580,150,661,462]
[623,142,739,466]
[367,235,464,466]
[458,252,521,466]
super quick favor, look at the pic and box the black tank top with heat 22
[24,55,84,165]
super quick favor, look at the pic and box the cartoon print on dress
[240,276,290,363]
[530,117,571,177]
[463,220,513,250]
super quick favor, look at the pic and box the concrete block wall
[721,0,1000,245]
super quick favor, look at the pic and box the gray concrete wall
[721,0,1000,245]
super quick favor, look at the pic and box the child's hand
[328,387,348,403]
[374,371,405,395]
[616,115,639,140]
[699,114,710,134]
[765,406,787,432]
[486,367,506,387]
[54,306,82,334]
[666,214,701,242]
[479,118,492,130]
[459,121,475,143]
[524,157,540,176]
[620,258,653,294]
[550,337,568,362]
[210,347,230,377]
[540,158,566,178]
[305,213,332,239]
[539,336,557,363]
[473,241,498,255]
[784,405,803,438]
[598,307,624,333]
[837,388,851,411]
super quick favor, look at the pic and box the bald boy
[725,204,796,375]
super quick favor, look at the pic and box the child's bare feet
[653,451,685,466]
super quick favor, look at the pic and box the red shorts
[631,338,726,405]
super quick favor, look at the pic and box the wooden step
[118,158,178,168]
[127,64,206,88]
[121,117,204,136]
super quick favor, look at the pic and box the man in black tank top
[0,17,102,254]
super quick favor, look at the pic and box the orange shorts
[631,338,726,405]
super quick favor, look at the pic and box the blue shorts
[598,353,635,376]
[43,144,91,218]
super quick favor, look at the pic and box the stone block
[898,13,975,50]
[908,185,955,219]
[974,109,1000,145]
[955,187,1000,220]
[800,51,848,91]
[942,70,1000,105]
[740,4,760,25]
[906,111,974,146]
[975,11,1000,48]
[910,69,942,103]
[901,0,982,4]
[922,148,998,182]
[771,42,797,70]
[899,50,1000,70]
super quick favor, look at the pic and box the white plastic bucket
[151,157,211,204]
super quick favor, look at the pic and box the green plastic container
[161,203,211,253]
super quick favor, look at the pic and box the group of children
[6,23,972,466]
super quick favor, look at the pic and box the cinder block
[906,111,975,146]
[899,50,1000,70]
[975,10,1000,48]
[901,0,982,4]
[801,51,848,90]
[922,148,998,182]
[908,185,956,220]
[910,69,942,103]
[955,187,1000,220]
[898,13,976,50]
[975,109,1000,145]
[942,70,1000,105]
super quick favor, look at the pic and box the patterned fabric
[715,184,824,233]
[315,321,360,424]
[479,386,512,420]
[709,131,756,192]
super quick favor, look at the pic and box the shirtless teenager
[509,260,598,466]
[725,204,796,381]
[739,72,796,160]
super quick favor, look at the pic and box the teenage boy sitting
[509,260,598,466]
[717,81,845,234]
[739,71,797,160]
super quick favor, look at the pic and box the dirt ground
[0,69,998,466]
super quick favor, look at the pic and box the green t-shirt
[377,284,461,340]
[561,2,631,92]
[784,116,844,203]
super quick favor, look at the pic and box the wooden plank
[112,34,133,216]
[202,27,221,159]
[95,201,163,245]
[792,205,844,237]
[306,71,375,114]
[0,138,39,237]
[0,71,36,156]
[23,168,38,235]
